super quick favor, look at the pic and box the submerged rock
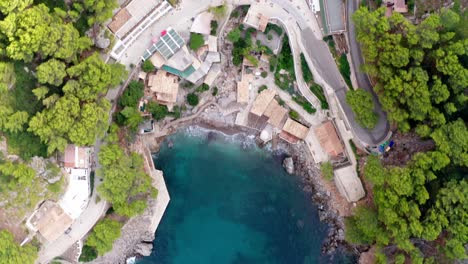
[282,157,294,174]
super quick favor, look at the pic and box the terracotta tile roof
[250,89,276,116]
[148,70,179,104]
[314,121,344,157]
[108,8,132,33]
[263,100,288,128]
[282,118,309,140]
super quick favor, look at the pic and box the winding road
[346,0,390,144]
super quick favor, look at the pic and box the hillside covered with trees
[348,6,467,263]
[0,0,135,262]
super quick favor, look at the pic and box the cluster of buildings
[26,145,92,242]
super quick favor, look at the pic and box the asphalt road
[346,0,390,145]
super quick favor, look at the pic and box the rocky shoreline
[90,117,358,263]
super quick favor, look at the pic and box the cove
[138,129,351,264]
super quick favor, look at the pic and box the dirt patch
[381,131,434,167]
[0,209,28,242]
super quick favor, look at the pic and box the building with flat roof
[147,70,179,110]
[280,118,310,144]
[334,165,365,202]
[59,168,90,219]
[319,0,346,35]
[244,9,269,32]
[63,145,91,169]
[314,121,344,160]
[26,201,73,242]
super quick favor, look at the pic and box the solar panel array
[155,28,185,60]
[142,28,185,61]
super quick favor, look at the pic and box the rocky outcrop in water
[282,157,295,174]
[277,141,352,256]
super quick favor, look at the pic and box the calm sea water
[138,129,355,264]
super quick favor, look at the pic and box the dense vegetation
[0,230,37,264]
[346,89,378,129]
[98,124,157,217]
[347,7,468,262]
[0,0,126,155]
[84,218,122,256]
[353,7,467,133]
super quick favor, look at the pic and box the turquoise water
[139,129,354,264]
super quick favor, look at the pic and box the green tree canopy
[0,230,37,264]
[85,218,122,256]
[0,0,33,15]
[352,7,467,132]
[119,80,144,108]
[0,4,91,61]
[65,53,126,101]
[36,59,67,86]
[147,101,168,121]
[227,28,241,43]
[346,89,378,129]
[97,126,156,217]
[187,93,199,106]
[28,95,111,153]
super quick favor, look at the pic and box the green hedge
[310,84,329,109]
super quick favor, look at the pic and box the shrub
[119,80,144,108]
[265,23,283,35]
[209,3,227,18]
[261,71,268,78]
[210,20,218,36]
[289,110,299,120]
[231,10,240,18]
[189,33,205,50]
[300,53,314,84]
[196,83,210,93]
[320,161,334,180]
[258,85,268,93]
[310,84,329,109]
[147,101,169,121]
[293,96,316,114]
[269,56,278,72]
[212,86,218,96]
[339,54,352,89]
[267,34,273,41]
[187,93,199,106]
[79,245,98,262]
[142,60,155,72]
[227,28,241,43]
